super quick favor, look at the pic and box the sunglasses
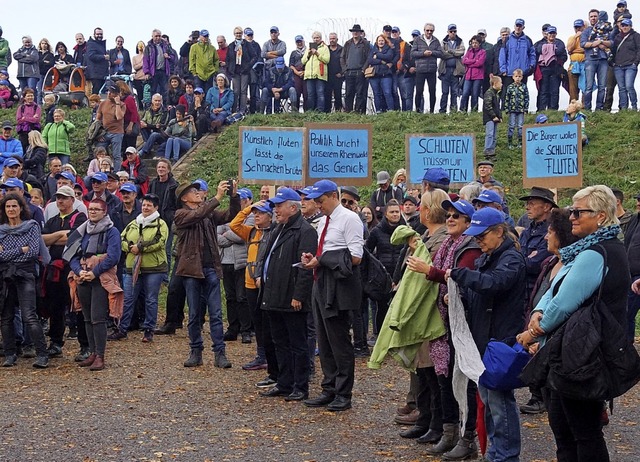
[474,229,492,241]
[74,191,83,197]
[341,198,355,206]
[424,29,434,32]
[446,212,461,219]
[568,207,595,219]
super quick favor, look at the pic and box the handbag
[479,337,531,391]
[364,66,376,78]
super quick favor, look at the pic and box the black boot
[425,423,459,455]
[184,349,203,367]
[443,430,478,460]
[155,323,177,335]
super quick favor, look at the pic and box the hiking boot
[242,356,267,370]
[21,346,36,358]
[142,330,153,343]
[443,430,478,460]
[107,330,127,341]
[89,354,105,371]
[183,349,203,367]
[214,352,232,369]
[74,347,91,362]
[425,423,459,454]
[33,355,49,369]
[2,354,17,367]
[519,398,546,414]
[47,343,63,357]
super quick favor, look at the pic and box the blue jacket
[0,137,24,160]
[519,219,552,296]
[205,87,234,112]
[499,32,536,76]
[450,238,527,354]
[85,37,109,79]
[367,44,395,77]
[265,67,293,93]
[69,225,121,277]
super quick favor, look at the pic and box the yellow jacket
[301,42,330,81]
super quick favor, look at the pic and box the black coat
[366,217,406,275]
[227,40,258,76]
[148,174,178,227]
[451,238,527,355]
[260,211,317,312]
[108,47,132,74]
[85,37,109,79]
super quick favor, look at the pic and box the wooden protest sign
[305,123,372,186]
[522,121,582,189]
[405,133,476,187]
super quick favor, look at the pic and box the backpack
[360,247,392,302]
[86,118,106,144]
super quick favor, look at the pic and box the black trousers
[268,310,310,394]
[222,264,251,335]
[415,366,443,430]
[415,72,437,113]
[45,279,70,346]
[165,261,186,326]
[325,76,344,112]
[247,288,278,379]
[344,71,367,113]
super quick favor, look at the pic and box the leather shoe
[223,331,238,341]
[304,392,335,407]
[154,323,176,335]
[284,391,308,401]
[327,395,352,412]
[260,386,290,397]
[394,408,420,425]
[399,425,430,439]
[397,404,415,415]
[417,428,443,444]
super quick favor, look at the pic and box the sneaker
[32,355,49,369]
[74,347,91,362]
[47,343,63,357]
[21,346,36,358]
[107,330,127,341]
[519,398,546,414]
[256,377,277,388]
[67,326,78,339]
[2,354,17,367]
[508,143,514,150]
[241,333,252,344]
[242,356,267,371]
[517,142,522,148]
[142,330,153,343]
[214,352,232,369]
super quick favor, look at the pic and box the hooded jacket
[85,37,109,79]
[13,46,39,78]
[499,32,536,76]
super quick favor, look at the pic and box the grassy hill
[2,106,639,219]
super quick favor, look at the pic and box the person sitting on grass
[563,99,588,145]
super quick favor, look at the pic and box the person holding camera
[163,104,194,163]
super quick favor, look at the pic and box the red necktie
[316,215,330,257]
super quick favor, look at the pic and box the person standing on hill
[189,30,219,96]
[85,28,109,95]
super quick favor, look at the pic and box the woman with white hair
[205,73,234,133]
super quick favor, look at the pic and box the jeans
[614,64,638,109]
[344,70,367,113]
[305,78,326,111]
[194,75,214,96]
[478,385,521,462]
[539,67,561,110]
[460,79,482,112]
[164,137,191,161]
[547,389,609,462]
[51,153,70,165]
[484,120,498,152]
[210,111,229,124]
[260,87,297,113]
[97,132,123,170]
[584,59,608,110]
[140,131,165,155]
[415,72,437,113]
[369,75,394,112]
[399,74,415,111]
[269,310,310,394]
[121,272,164,332]
[231,73,250,113]
[183,268,225,353]
[150,72,168,99]
[508,112,524,142]
[76,278,109,356]
[1,274,47,357]
[439,68,460,113]
[18,77,40,100]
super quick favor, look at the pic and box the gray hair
[459,182,483,202]
[289,200,302,211]
[152,29,162,36]
[22,35,32,43]
[424,23,435,31]
[500,27,511,34]
[312,31,322,40]
[572,185,619,226]
[151,93,163,102]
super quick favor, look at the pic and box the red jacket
[120,155,148,195]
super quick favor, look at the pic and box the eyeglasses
[341,198,355,206]
[74,192,83,197]
[449,30,457,33]
[88,208,105,212]
[119,178,127,182]
[424,29,434,33]
[474,229,491,241]
[446,213,461,219]
[568,208,595,219]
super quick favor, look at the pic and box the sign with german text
[305,123,372,186]
[239,126,305,185]
[523,121,582,188]
[406,134,476,187]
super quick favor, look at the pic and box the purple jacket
[143,40,172,77]
[462,48,486,81]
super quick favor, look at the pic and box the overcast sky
[0,1,623,108]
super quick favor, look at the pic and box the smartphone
[309,42,318,50]
[226,179,233,196]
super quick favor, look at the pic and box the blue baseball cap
[275,56,285,68]
[3,158,19,168]
[573,19,585,28]
[448,24,457,31]
[515,18,525,26]
[411,29,421,36]
[422,167,451,185]
[238,188,253,200]
[464,208,506,236]
[305,180,339,199]
[442,199,475,218]
[621,18,633,26]
[56,171,77,182]
[1,178,24,190]
[473,189,503,205]
[244,28,254,36]
[270,26,279,33]
[194,179,208,191]
[251,203,273,214]
[119,183,137,193]
[91,172,108,183]
[546,26,557,34]
[535,114,548,124]
[200,29,210,37]
[268,187,301,204]
[618,0,628,6]
[295,35,304,42]
[194,87,204,94]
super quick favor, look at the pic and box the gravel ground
[1,329,638,462]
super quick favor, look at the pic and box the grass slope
[186,110,640,218]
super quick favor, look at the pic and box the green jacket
[42,120,75,155]
[121,216,169,273]
[0,38,9,68]
[189,41,219,81]
[368,225,446,371]
[301,43,330,81]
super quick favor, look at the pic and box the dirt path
[1,330,638,462]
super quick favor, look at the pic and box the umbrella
[477,391,487,456]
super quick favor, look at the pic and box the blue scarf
[559,224,620,264]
